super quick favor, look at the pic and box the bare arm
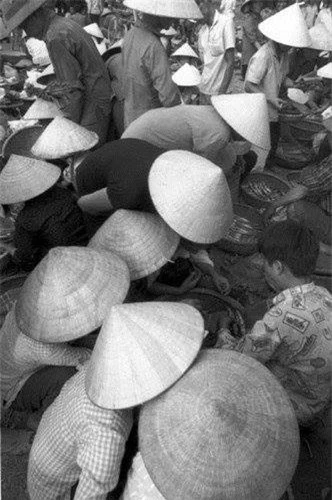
[218,48,235,94]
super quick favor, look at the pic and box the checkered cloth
[0,310,91,408]
[28,364,133,500]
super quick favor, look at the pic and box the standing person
[240,0,265,80]
[244,3,310,160]
[314,0,332,36]
[301,0,318,28]
[121,0,203,127]
[198,0,236,104]
[1,0,112,145]
[86,0,103,24]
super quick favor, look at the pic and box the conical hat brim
[85,302,204,409]
[309,25,332,51]
[123,0,203,18]
[2,125,47,159]
[24,98,62,120]
[0,154,61,204]
[89,209,180,280]
[0,0,47,39]
[31,116,99,159]
[172,42,199,58]
[317,62,332,79]
[211,93,271,151]
[259,3,311,48]
[15,247,130,343]
[172,63,201,86]
[84,23,104,39]
[140,349,299,500]
[149,150,233,244]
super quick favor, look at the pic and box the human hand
[178,269,201,294]
[212,273,230,294]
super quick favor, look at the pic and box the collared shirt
[198,11,236,95]
[122,22,181,127]
[218,283,332,424]
[122,105,231,163]
[241,12,264,66]
[44,12,112,139]
[245,40,289,121]
[28,364,133,500]
[0,310,91,408]
[121,452,165,500]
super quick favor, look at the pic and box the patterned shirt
[0,310,91,408]
[28,365,133,500]
[219,283,332,424]
[121,452,165,500]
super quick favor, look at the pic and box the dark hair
[259,221,319,277]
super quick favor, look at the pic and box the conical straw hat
[15,246,130,343]
[0,154,61,204]
[23,98,62,120]
[172,63,201,87]
[0,0,47,40]
[84,22,104,39]
[85,302,204,409]
[2,124,47,159]
[89,209,180,280]
[172,42,199,58]
[309,24,332,51]
[123,0,203,19]
[36,64,55,86]
[148,150,233,244]
[31,116,99,159]
[258,3,311,48]
[211,93,271,151]
[140,349,300,500]
[317,62,332,79]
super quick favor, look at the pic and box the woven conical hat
[0,154,61,204]
[31,116,99,159]
[172,63,201,87]
[258,3,311,48]
[123,0,203,19]
[2,125,47,159]
[36,64,55,86]
[0,0,47,40]
[85,302,204,409]
[211,93,270,151]
[140,349,300,500]
[317,62,332,79]
[172,42,199,58]
[15,247,130,343]
[84,23,104,39]
[89,209,180,280]
[149,150,233,244]
[309,25,332,51]
[23,98,62,120]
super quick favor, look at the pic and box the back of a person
[69,12,88,27]
[267,283,332,421]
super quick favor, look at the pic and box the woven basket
[227,157,244,204]
[215,204,263,255]
[0,249,11,272]
[241,172,291,208]
[288,118,324,145]
[1,124,46,159]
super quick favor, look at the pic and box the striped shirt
[0,309,91,408]
[28,364,133,500]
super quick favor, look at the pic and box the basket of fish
[215,204,264,255]
[241,172,290,209]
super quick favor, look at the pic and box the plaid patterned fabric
[28,365,133,500]
[0,310,91,408]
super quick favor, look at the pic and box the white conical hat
[172,42,199,58]
[309,24,332,51]
[84,22,104,39]
[85,302,205,409]
[0,154,61,204]
[15,247,130,343]
[211,93,271,151]
[123,0,203,19]
[36,64,55,85]
[317,62,332,79]
[258,3,311,48]
[31,116,99,159]
[89,209,180,280]
[23,98,62,120]
[149,150,233,244]
[172,63,201,87]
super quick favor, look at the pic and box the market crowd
[0,0,331,498]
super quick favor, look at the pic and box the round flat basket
[157,287,245,347]
[241,172,290,209]
[1,124,47,159]
[215,204,263,255]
